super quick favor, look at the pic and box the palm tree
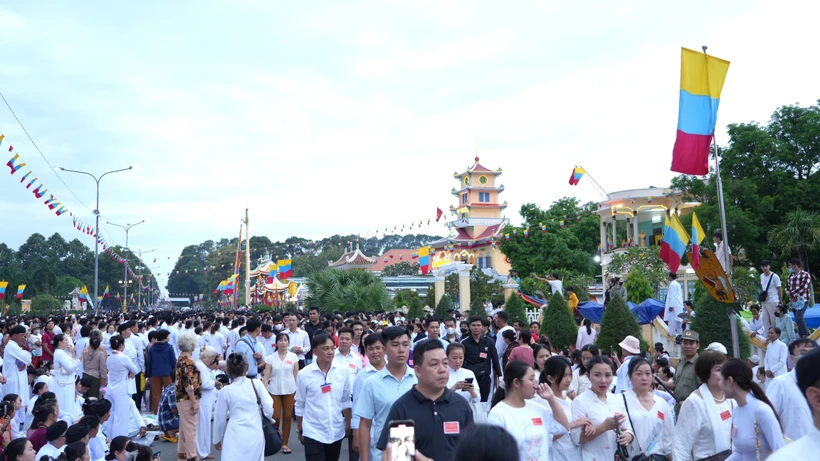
[305,268,391,313]
[768,209,820,301]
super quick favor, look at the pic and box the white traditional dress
[571,390,633,461]
[53,348,81,414]
[213,376,274,461]
[195,360,217,459]
[106,351,139,439]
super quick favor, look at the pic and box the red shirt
[41,331,55,362]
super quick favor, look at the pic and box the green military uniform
[674,329,702,406]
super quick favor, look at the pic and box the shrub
[407,296,425,320]
[503,293,528,327]
[468,297,488,321]
[691,294,751,359]
[435,294,454,320]
[541,291,578,350]
[30,294,62,315]
[625,268,654,303]
[597,293,641,356]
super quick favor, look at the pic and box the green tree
[305,269,390,313]
[607,246,668,292]
[407,296,425,320]
[597,294,641,356]
[541,292,577,350]
[435,294,454,320]
[625,268,654,303]
[768,209,820,283]
[381,261,420,276]
[729,266,762,307]
[468,297,488,321]
[691,295,751,359]
[503,293,528,326]
[30,294,62,315]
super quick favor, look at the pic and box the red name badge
[657,411,665,421]
[443,422,460,434]
[720,410,731,421]
[321,384,332,394]
[532,418,543,426]
[349,363,357,369]
[286,360,293,366]
[479,352,487,359]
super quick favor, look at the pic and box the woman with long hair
[106,335,139,439]
[174,332,201,461]
[539,356,593,461]
[488,361,570,461]
[263,332,299,455]
[673,350,734,461]
[622,357,674,460]
[81,337,107,399]
[2,437,37,461]
[532,344,550,374]
[213,353,274,461]
[575,319,597,350]
[105,436,134,461]
[569,344,599,398]
[719,358,785,459]
[52,334,83,414]
[571,355,634,461]
[1,394,23,441]
[501,329,519,371]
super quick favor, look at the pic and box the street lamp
[136,248,156,310]
[118,279,133,311]
[59,166,133,310]
[108,220,145,312]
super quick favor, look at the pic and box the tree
[305,269,391,313]
[607,246,668,292]
[30,294,62,315]
[381,261,420,277]
[625,268,654,303]
[435,294,454,320]
[597,294,641,356]
[503,293,528,327]
[691,295,751,359]
[768,209,820,282]
[407,296,425,320]
[468,297,488,321]
[541,292,577,350]
[729,266,762,307]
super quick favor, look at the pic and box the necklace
[714,395,726,403]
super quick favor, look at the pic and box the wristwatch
[296,429,302,435]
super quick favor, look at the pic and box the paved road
[151,432,353,461]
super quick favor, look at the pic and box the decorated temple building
[428,157,511,276]
[327,245,378,271]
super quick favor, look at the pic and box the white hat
[749,355,761,365]
[618,335,641,355]
[706,342,728,354]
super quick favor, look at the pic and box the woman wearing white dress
[621,357,674,460]
[569,344,599,399]
[446,343,480,404]
[213,352,274,461]
[52,334,83,415]
[106,334,139,439]
[673,350,734,461]
[720,358,785,460]
[195,345,221,460]
[571,355,634,461]
[575,320,597,351]
[539,356,594,461]
[262,332,298,454]
[488,360,572,461]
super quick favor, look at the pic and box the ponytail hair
[584,318,592,335]
[720,358,782,430]
[109,334,126,351]
[90,337,102,350]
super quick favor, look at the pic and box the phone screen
[388,421,415,460]
[153,451,161,460]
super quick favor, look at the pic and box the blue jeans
[792,300,810,337]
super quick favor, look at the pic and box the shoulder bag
[249,377,282,456]
[758,275,773,302]
[622,394,668,461]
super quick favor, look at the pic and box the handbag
[758,275,773,302]
[622,394,668,461]
[249,377,282,456]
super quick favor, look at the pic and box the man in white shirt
[256,324,276,355]
[767,338,817,441]
[664,272,684,336]
[351,334,386,461]
[35,420,68,459]
[765,327,789,379]
[410,318,449,358]
[285,312,311,369]
[493,311,514,363]
[128,322,147,410]
[333,327,363,398]
[759,260,782,332]
[767,346,820,461]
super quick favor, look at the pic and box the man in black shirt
[461,315,502,403]
[303,307,323,364]
[376,339,473,461]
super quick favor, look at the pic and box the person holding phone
[446,343,480,404]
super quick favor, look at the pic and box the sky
[1,0,818,289]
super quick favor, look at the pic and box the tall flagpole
[245,208,251,307]
[704,45,740,358]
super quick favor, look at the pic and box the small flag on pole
[691,212,706,270]
[568,166,586,185]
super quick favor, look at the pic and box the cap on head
[681,330,700,342]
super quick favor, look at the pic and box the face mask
[274,324,283,331]
[788,268,795,273]
[446,327,457,335]
[460,328,469,337]
[33,330,40,335]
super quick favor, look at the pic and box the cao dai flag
[660,215,690,273]
[690,212,706,270]
[671,47,730,175]
[0,281,7,299]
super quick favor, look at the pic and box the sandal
[282,447,292,454]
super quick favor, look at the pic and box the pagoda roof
[249,261,277,277]
[449,201,509,211]
[328,246,377,270]
[453,157,502,178]
[451,184,505,196]
[428,223,505,247]
[251,278,289,292]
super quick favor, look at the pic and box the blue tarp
[576,299,665,325]
[790,305,820,329]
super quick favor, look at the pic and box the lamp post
[107,220,145,312]
[118,279,133,311]
[144,265,160,306]
[136,248,156,310]
[58,166,133,310]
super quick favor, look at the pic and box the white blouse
[570,368,591,396]
[489,400,567,461]
[53,349,81,385]
[622,390,674,457]
[266,351,298,395]
[571,390,633,461]
[106,352,139,396]
[446,367,480,403]
[726,394,784,461]
[541,396,579,461]
[673,391,735,461]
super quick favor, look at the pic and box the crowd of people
[0,262,816,461]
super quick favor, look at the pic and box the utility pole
[245,208,251,306]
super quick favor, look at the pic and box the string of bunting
[2,133,67,216]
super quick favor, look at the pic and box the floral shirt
[174,355,201,401]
